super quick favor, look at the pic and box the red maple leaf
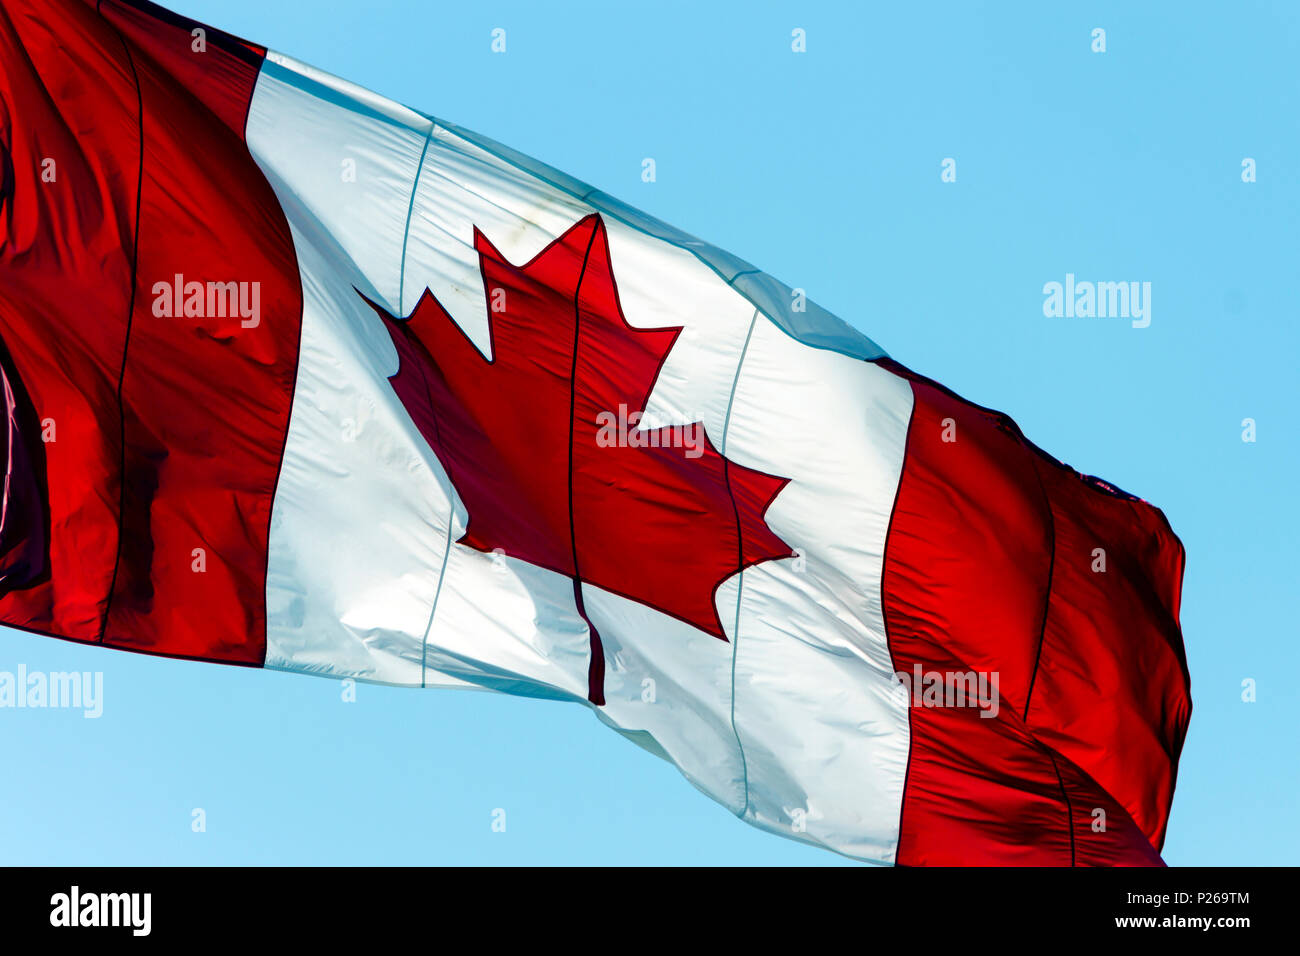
[361,214,795,704]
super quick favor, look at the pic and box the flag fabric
[0,0,1190,865]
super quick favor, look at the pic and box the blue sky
[2,0,1296,865]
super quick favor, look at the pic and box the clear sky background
[2,0,1295,865]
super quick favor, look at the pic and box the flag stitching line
[95,2,144,646]
[721,308,760,819]
[1022,457,1058,723]
[395,119,440,687]
[397,123,436,317]
[564,222,607,704]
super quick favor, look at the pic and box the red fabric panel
[1025,453,1189,849]
[880,359,1190,865]
[0,0,302,663]
[0,0,137,636]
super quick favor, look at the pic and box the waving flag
[0,0,1190,865]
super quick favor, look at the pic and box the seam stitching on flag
[397,123,438,687]
[398,123,436,317]
[1022,456,1058,722]
[721,308,759,818]
[418,520,456,689]
[566,219,605,705]
[407,350,452,690]
[1022,459,1075,864]
[1044,748,1077,866]
[95,4,145,645]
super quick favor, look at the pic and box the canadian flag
[0,0,1190,865]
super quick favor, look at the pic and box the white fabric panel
[719,318,914,861]
[248,56,464,687]
[247,52,912,862]
[257,224,452,684]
